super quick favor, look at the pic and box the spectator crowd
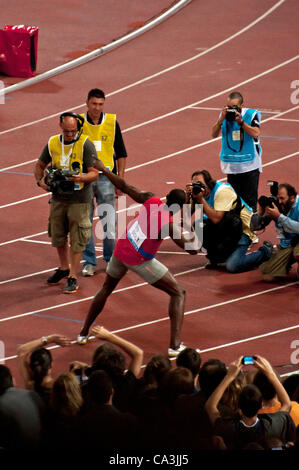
[0,328,298,456]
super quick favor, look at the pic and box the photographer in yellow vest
[80,88,127,277]
[35,113,98,293]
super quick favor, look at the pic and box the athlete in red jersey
[78,160,201,356]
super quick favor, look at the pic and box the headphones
[60,112,85,143]
[60,112,84,131]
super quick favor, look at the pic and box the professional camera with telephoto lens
[258,180,280,209]
[192,181,206,195]
[226,105,242,122]
[44,165,80,195]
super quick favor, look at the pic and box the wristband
[41,336,48,345]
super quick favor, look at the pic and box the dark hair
[87,88,105,101]
[159,367,194,402]
[176,348,201,378]
[278,183,297,199]
[228,91,243,104]
[143,354,172,385]
[253,371,276,401]
[29,347,52,392]
[198,359,227,397]
[191,170,216,191]
[283,374,299,399]
[166,189,186,210]
[0,365,13,395]
[238,384,262,418]
[91,343,125,379]
[86,370,113,405]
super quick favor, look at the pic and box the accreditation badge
[232,130,241,141]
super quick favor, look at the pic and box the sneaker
[168,343,201,358]
[47,268,70,284]
[260,240,273,260]
[77,334,89,345]
[63,277,79,294]
[82,264,95,277]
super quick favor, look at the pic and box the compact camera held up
[226,105,242,122]
[258,180,280,210]
[44,164,80,195]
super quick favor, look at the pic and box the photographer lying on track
[186,170,273,273]
[250,182,299,281]
[34,113,98,293]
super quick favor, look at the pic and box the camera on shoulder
[44,165,80,195]
[258,180,280,209]
[226,105,242,122]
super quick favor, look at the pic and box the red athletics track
[0,0,298,387]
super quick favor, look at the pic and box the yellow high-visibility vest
[48,134,88,190]
[81,113,116,170]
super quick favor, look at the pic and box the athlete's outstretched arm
[93,159,153,204]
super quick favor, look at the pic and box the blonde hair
[51,372,83,417]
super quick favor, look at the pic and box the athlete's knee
[172,282,186,298]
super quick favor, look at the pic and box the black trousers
[227,168,260,212]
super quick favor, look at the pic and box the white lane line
[199,325,299,354]
[1,108,298,211]
[0,265,205,321]
[1,53,298,178]
[274,118,299,123]
[122,55,299,133]
[262,151,299,168]
[0,0,285,137]
[110,281,299,334]
[0,144,298,253]
[20,239,52,245]
[3,323,298,363]
[0,275,297,325]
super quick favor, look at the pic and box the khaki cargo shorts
[106,254,168,284]
[48,201,92,252]
[259,242,299,278]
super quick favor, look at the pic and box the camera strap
[61,136,75,167]
[225,121,244,153]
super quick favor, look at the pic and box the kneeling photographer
[35,113,98,293]
[186,170,273,273]
[251,182,299,280]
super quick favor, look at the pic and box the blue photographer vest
[220,108,261,173]
[275,195,299,248]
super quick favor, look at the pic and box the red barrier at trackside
[0,25,38,78]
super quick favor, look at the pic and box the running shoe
[47,268,70,284]
[82,264,95,277]
[63,277,79,294]
[168,343,200,358]
[77,334,89,345]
